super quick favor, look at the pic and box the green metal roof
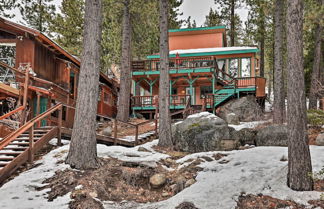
[169,26,226,33]
[147,48,259,59]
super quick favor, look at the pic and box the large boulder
[255,125,288,146]
[150,173,166,189]
[316,133,324,146]
[172,112,239,152]
[230,128,257,146]
[226,113,240,125]
[219,96,263,122]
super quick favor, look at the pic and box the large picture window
[229,59,239,78]
[241,58,251,77]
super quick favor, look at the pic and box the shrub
[307,109,324,126]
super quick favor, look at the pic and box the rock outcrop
[172,112,240,152]
[219,96,263,122]
[255,125,288,146]
[316,133,324,146]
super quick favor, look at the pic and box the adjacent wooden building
[0,18,118,128]
[131,26,266,118]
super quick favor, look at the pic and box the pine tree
[286,0,313,191]
[216,0,242,46]
[49,0,84,56]
[245,0,273,77]
[0,0,18,18]
[273,0,286,123]
[158,0,172,148]
[116,0,132,122]
[204,8,222,27]
[169,0,184,29]
[308,0,323,109]
[20,0,56,33]
[66,0,103,169]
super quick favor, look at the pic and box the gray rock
[102,126,112,136]
[149,173,166,189]
[137,147,151,152]
[185,179,196,188]
[226,113,240,125]
[255,125,288,146]
[230,128,257,146]
[316,133,324,146]
[219,95,263,122]
[172,112,239,152]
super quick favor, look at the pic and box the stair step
[0,152,22,156]
[0,157,14,161]
[14,138,40,141]
[3,147,27,151]
[9,142,29,146]
[0,162,9,167]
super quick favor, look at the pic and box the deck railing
[132,95,191,108]
[132,57,215,71]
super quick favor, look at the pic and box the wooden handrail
[0,103,62,150]
[0,106,25,120]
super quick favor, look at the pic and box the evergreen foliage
[20,0,56,33]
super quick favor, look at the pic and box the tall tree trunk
[259,10,265,78]
[273,0,286,123]
[308,0,323,110]
[66,0,103,169]
[116,0,132,122]
[158,0,172,147]
[286,0,313,191]
[230,0,235,46]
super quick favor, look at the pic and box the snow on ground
[229,120,270,131]
[140,146,324,209]
[1,137,324,209]
[0,139,168,209]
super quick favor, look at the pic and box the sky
[9,0,248,29]
[179,0,248,27]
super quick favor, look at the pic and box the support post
[57,107,62,146]
[21,68,30,125]
[36,93,41,128]
[28,126,34,163]
[169,80,173,105]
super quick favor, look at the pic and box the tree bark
[158,0,172,148]
[116,0,132,122]
[308,0,323,110]
[66,0,102,169]
[230,0,235,47]
[273,0,286,124]
[286,0,313,191]
[259,8,265,78]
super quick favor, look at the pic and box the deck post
[21,67,30,125]
[28,126,34,163]
[36,93,41,127]
[57,107,62,146]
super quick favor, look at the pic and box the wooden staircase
[0,104,63,184]
[0,127,59,183]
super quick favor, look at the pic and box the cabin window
[241,58,251,77]
[229,59,239,78]
[200,86,213,98]
[0,43,16,82]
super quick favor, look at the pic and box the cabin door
[185,87,195,105]
[33,97,47,126]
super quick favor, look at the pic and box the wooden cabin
[0,18,118,128]
[131,26,266,118]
